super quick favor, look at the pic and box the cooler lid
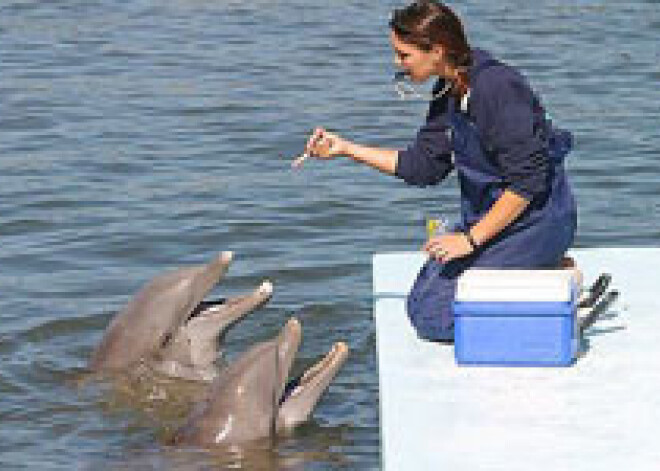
[455,269,576,303]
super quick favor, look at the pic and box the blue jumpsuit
[396,49,577,342]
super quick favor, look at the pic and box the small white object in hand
[291,152,310,169]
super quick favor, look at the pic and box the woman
[304,0,577,342]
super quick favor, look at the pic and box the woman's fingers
[315,134,334,158]
[307,129,344,159]
[300,128,349,165]
[424,233,474,262]
[292,128,324,169]
[305,128,325,154]
[423,236,443,252]
[327,134,345,155]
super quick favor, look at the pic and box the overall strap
[462,58,502,113]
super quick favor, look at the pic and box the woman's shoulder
[469,48,535,108]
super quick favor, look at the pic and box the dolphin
[89,251,272,377]
[172,318,349,446]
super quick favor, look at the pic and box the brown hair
[389,0,472,96]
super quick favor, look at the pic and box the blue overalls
[406,59,577,342]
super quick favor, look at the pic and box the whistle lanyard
[393,72,453,102]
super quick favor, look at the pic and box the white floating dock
[373,248,660,471]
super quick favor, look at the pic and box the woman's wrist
[465,190,529,249]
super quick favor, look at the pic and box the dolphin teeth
[259,280,274,296]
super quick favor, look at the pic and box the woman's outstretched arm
[305,127,399,175]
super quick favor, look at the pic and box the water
[1,0,658,468]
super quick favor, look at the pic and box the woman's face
[390,30,449,83]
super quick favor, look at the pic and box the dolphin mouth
[158,280,274,358]
[282,342,349,402]
[185,280,273,327]
[188,298,227,318]
[275,341,349,431]
[156,247,273,362]
[300,342,349,387]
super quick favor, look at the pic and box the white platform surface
[373,248,660,471]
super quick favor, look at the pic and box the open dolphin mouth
[156,280,275,381]
[280,342,349,404]
[90,251,235,372]
[157,298,227,349]
[183,281,273,331]
[188,280,274,322]
[189,298,228,318]
[297,342,349,390]
[276,339,349,431]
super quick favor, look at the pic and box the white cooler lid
[456,269,576,303]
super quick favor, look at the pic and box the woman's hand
[423,232,474,263]
[299,128,398,175]
[305,127,351,159]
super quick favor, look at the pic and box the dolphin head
[153,281,274,381]
[172,318,349,446]
[173,318,303,445]
[89,251,234,372]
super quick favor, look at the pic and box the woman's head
[389,1,471,92]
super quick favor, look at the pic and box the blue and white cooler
[453,269,578,366]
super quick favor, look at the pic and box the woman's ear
[431,44,447,67]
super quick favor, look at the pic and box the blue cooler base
[454,301,576,366]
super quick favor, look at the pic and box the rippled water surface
[1,0,658,469]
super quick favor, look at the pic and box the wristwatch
[464,231,479,250]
